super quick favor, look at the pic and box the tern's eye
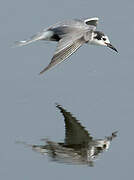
[103,144,107,148]
[102,37,106,41]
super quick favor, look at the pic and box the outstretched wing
[84,17,99,29]
[39,33,86,74]
[56,104,92,146]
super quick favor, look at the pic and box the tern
[17,104,118,166]
[15,17,118,74]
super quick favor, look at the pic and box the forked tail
[14,30,53,47]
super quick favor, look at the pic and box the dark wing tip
[39,63,53,75]
[39,67,48,75]
[55,102,60,108]
[55,103,64,112]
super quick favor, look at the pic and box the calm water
[0,0,134,179]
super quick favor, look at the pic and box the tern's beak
[106,43,118,53]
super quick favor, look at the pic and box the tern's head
[95,139,111,151]
[91,31,118,53]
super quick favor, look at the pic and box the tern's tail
[16,140,33,147]
[14,30,53,47]
[16,140,48,154]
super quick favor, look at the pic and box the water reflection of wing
[56,104,93,146]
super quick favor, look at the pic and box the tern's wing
[39,32,86,74]
[83,17,99,29]
[56,104,93,146]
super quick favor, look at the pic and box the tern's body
[16,17,118,74]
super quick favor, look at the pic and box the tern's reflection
[17,104,117,166]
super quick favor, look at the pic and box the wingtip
[39,71,44,75]
[39,66,50,75]
[55,103,65,112]
[39,69,46,75]
[55,103,62,108]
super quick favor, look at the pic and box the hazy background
[0,0,134,179]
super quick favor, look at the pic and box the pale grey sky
[0,0,134,179]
